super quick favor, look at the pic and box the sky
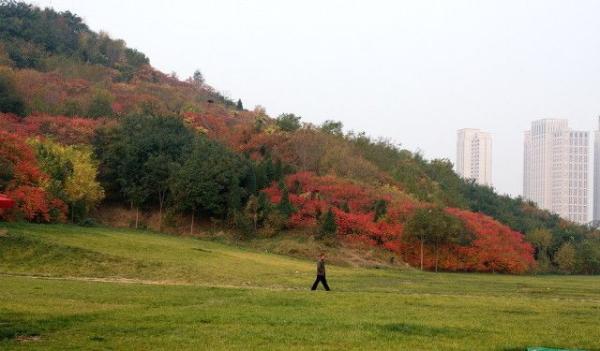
[32,0,600,197]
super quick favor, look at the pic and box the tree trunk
[135,207,139,229]
[420,237,424,271]
[190,211,195,235]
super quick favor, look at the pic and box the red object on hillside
[0,194,15,209]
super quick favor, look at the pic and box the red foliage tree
[0,131,66,222]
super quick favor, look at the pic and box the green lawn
[1,223,599,350]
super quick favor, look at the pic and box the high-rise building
[523,119,589,224]
[456,128,492,186]
[593,117,600,222]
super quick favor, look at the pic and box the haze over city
[33,0,600,197]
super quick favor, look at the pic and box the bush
[0,70,25,116]
[79,217,97,227]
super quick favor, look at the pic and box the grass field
[1,223,599,350]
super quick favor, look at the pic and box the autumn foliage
[0,130,66,222]
[1,1,594,274]
[264,172,535,273]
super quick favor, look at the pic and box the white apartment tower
[456,128,492,186]
[593,117,600,222]
[523,119,589,224]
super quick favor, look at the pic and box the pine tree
[264,157,275,182]
[227,176,242,213]
[273,158,284,181]
[244,167,257,195]
[257,191,271,225]
[255,163,268,190]
[373,199,387,222]
[236,99,244,111]
[277,180,294,218]
[319,208,337,238]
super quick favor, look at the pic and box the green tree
[192,69,204,89]
[257,191,271,225]
[275,113,301,132]
[236,99,243,111]
[277,179,294,218]
[526,228,553,271]
[554,242,576,273]
[87,91,113,118]
[575,240,600,274]
[0,70,25,116]
[319,207,337,238]
[373,199,387,222]
[169,137,248,234]
[94,115,194,228]
[320,120,343,136]
[31,139,104,222]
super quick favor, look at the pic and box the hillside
[0,1,599,274]
[1,223,599,350]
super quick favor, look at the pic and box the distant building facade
[593,117,600,222]
[456,128,492,186]
[523,119,588,224]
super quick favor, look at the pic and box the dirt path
[0,272,301,291]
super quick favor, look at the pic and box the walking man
[311,253,330,291]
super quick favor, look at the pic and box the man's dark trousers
[311,275,330,291]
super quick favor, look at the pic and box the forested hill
[0,0,598,274]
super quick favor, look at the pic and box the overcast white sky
[32,0,600,197]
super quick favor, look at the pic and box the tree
[575,240,600,274]
[403,207,470,271]
[526,228,553,270]
[0,131,66,223]
[94,115,194,228]
[277,179,294,218]
[0,70,25,116]
[245,195,259,231]
[87,91,113,118]
[169,137,248,234]
[236,99,243,111]
[257,191,271,225]
[141,154,172,230]
[192,69,204,89]
[30,139,104,222]
[554,242,576,273]
[373,199,387,222]
[319,207,337,238]
[320,120,343,136]
[275,113,301,132]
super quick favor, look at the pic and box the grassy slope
[0,223,599,350]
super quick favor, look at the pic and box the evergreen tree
[273,158,284,181]
[192,69,204,89]
[236,99,243,111]
[264,156,275,182]
[277,179,294,218]
[0,71,25,116]
[373,199,387,222]
[319,207,337,238]
[243,167,257,195]
[257,191,271,225]
[227,175,242,214]
[255,162,268,190]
